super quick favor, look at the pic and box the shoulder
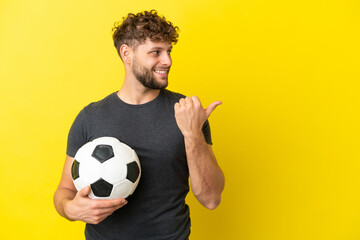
[162,89,186,102]
[81,92,117,115]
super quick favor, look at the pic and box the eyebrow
[149,46,173,51]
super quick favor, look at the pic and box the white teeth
[154,70,167,74]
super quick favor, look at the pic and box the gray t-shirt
[67,89,212,240]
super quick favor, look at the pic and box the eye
[151,51,160,55]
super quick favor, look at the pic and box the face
[131,39,173,90]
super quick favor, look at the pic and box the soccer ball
[71,137,141,199]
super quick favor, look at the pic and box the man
[54,10,224,240]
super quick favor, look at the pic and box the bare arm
[174,96,225,209]
[53,155,128,224]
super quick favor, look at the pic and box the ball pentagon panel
[126,161,140,183]
[71,159,80,180]
[90,178,113,198]
[92,144,114,163]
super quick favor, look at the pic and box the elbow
[201,195,222,210]
[195,184,224,210]
[205,181,224,210]
[194,176,225,210]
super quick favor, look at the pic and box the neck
[117,73,161,105]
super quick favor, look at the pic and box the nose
[160,52,172,67]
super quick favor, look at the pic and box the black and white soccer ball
[71,137,141,199]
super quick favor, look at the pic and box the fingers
[175,96,221,117]
[78,185,90,197]
[205,101,222,118]
[90,199,127,224]
[179,97,186,105]
[176,96,201,108]
[66,186,128,224]
[85,198,128,224]
[174,102,179,112]
[77,186,126,208]
[77,186,127,209]
[94,198,127,209]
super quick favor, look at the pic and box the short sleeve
[202,120,212,145]
[66,109,88,157]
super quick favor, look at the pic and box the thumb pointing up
[205,101,222,119]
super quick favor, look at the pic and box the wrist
[63,199,76,221]
[183,130,207,147]
[182,129,203,140]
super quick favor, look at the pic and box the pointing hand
[174,96,222,137]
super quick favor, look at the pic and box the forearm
[185,131,224,210]
[174,96,224,209]
[53,187,77,220]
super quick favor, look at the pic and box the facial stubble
[132,58,169,90]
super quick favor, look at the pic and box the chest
[87,106,186,167]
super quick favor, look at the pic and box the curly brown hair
[112,10,179,58]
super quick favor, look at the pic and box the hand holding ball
[71,137,141,199]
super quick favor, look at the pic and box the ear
[120,44,132,63]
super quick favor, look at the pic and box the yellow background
[1,0,359,239]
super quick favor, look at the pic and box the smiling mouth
[154,69,169,74]
[153,69,170,79]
